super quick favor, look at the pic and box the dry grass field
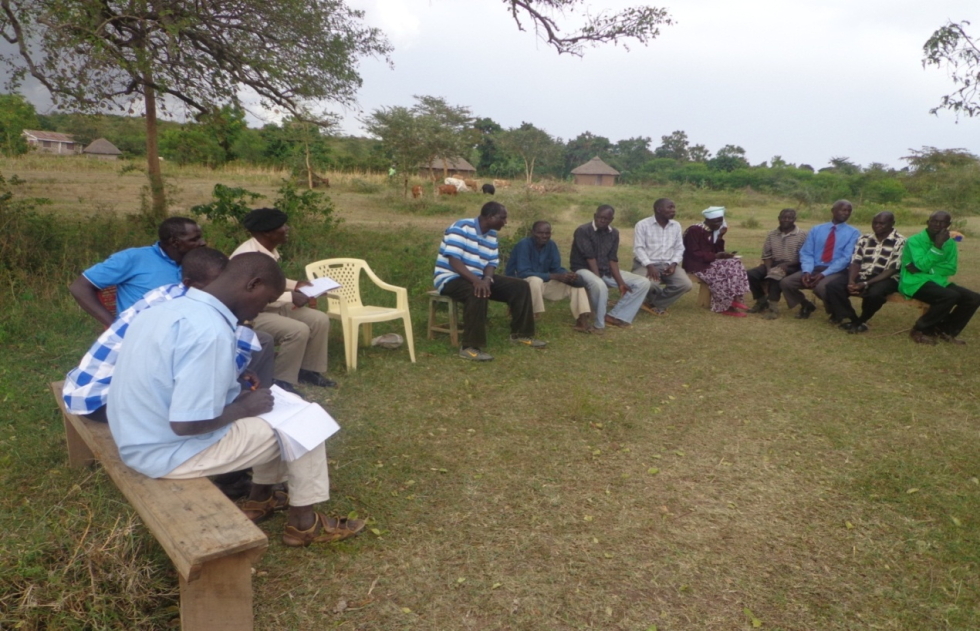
[2,156,979,630]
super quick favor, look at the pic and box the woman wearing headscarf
[682,207,750,317]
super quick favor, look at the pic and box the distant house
[83,138,123,160]
[571,156,619,186]
[420,157,477,179]
[21,130,81,155]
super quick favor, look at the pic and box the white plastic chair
[305,258,416,371]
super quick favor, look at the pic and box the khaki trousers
[166,416,330,507]
[253,304,330,384]
[525,276,591,319]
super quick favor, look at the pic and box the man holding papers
[108,253,363,547]
[232,207,335,392]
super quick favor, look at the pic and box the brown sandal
[282,512,366,547]
[240,489,289,523]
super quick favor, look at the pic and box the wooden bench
[692,275,928,315]
[427,290,461,346]
[51,382,268,631]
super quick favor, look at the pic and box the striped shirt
[761,226,808,264]
[433,218,499,292]
[63,283,261,415]
[851,229,906,281]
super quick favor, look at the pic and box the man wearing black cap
[232,208,334,390]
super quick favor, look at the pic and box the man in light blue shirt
[780,200,861,319]
[108,253,363,547]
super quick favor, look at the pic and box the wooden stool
[427,290,461,346]
[691,275,711,309]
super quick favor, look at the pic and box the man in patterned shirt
[824,212,906,333]
[435,201,545,362]
[63,247,272,423]
[745,208,808,319]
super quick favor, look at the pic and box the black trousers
[441,274,535,349]
[823,276,898,324]
[912,282,980,336]
[746,264,799,303]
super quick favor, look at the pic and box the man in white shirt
[632,198,692,315]
[232,208,333,391]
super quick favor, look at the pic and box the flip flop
[282,512,366,547]
[240,489,289,523]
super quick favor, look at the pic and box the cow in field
[411,185,423,199]
[481,183,495,195]
[445,177,469,192]
[437,184,458,196]
[464,179,478,191]
[527,183,545,193]
[493,179,511,188]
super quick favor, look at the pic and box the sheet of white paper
[299,276,341,298]
[259,386,341,460]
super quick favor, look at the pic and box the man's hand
[801,272,813,287]
[716,252,735,260]
[804,272,825,288]
[552,272,577,284]
[295,280,312,289]
[934,229,950,249]
[662,263,677,277]
[241,370,260,391]
[846,282,866,296]
[646,264,661,282]
[618,283,631,295]
[473,278,492,298]
[234,388,275,416]
[905,262,921,274]
[719,226,728,239]
[291,290,310,308]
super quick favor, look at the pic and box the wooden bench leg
[697,282,711,309]
[449,300,459,347]
[62,410,96,468]
[427,298,438,341]
[180,551,257,631]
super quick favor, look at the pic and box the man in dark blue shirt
[505,221,592,331]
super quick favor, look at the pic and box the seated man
[825,211,905,333]
[63,247,272,423]
[505,220,592,331]
[781,199,861,320]
[232,208,334,391]
[434,201,546,361]
[107,253,363,545]
[570,205,651,332]
[746,208,807,319]
[632,198,691,316]
[900,211,980,345]
[70,216,205,326]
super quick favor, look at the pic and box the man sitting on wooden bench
[107,252,364,546]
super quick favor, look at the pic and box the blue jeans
[576,269,651,328]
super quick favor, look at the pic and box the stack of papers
[258,385,341,461]
[299,277,341,298]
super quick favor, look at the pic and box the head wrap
[242,208,288,232]
[701,206,726,219]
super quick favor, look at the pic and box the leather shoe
[909,329,937,345]
[298,370,337,388]
[273,379,302,395]
[795,302,815,319]
[936,331,967,345]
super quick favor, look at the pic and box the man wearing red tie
[780,200,861,319]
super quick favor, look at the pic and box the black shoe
[298,369,337,388]
[838,321,855,331]
[273,379,302,395]
[795,302,815,319]
[829,315,844,325]
[747,299,769,314]
[848,323,869,334]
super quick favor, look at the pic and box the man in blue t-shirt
[69,217,206,326]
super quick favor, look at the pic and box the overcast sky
[7,0,977,170]
[332,0,978,169]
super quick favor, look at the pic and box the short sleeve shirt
[82,243,181,313]
[107,288,241,478]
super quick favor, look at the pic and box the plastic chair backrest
[308,259,366,311]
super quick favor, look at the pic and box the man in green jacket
[900,211,980,345]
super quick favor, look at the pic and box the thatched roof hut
[83,138,123,160]
[571,156,619,186]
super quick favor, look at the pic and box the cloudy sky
[333,0,978,169]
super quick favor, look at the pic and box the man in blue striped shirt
[434,202,546,361]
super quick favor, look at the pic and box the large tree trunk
[143,83,167,221]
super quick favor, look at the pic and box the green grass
[1,157,979,629]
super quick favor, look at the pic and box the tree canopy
[923,20,980,118]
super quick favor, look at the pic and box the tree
[412,96,475,180]
[923,20,980,118]
[688,144,711,163]
[364,106,431,197]
[474,117,503,173]
[610,136,653,174]
[505,0,672,55]
[0,92,37,156]
[499,123,560,184]
[708,145,749,171]
[564,132,612,175]
[828,156,861,175]
[0,0,391,220]
[653,130,689,161]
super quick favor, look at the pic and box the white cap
[702,206,726,219]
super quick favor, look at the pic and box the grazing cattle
[482,183,495,195]
[527,183,545,193]
[437,184,458,196]
[464,179,478,191]
[445,177,469,192]
[411,185,423,199]
[493,178,511,188]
